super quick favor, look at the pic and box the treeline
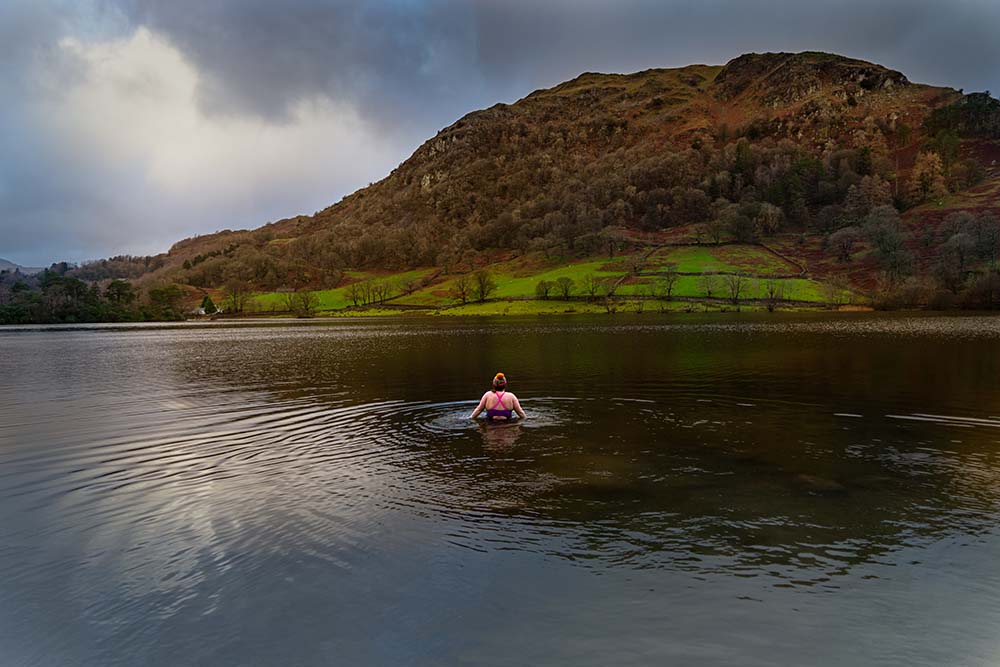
[535,272,807,312]
[68,255,166,282]
[0,269,188,324]
[342,273,437,307]
[178,237,345,294]
[925,93,1000,139]
[866,210,1000,310]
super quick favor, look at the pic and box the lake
[2,313,1000,666]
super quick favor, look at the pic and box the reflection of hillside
[166,317,1000,583]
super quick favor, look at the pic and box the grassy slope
[253,269,435,311]
[237,246,842,316]
[394,259,622,307]
[493,260,621,297]
[615,275,826,301]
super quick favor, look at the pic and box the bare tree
[704,218,726,245]
[599,228,627,259]
[452,274,472,304]
[299,290,319,316]
[658,263,680,300]
[634,285,647,313]
[223,279,253,313]
[933,248,967,294]
[725,272,748,306]
[581,273,601,300]
[820,280,847,307]
[753,203,784,238]
[281,290,297,313]
[699,272,718,299]
[598,277,618,299]
[324,269,346,290]
[473,270,497,303]
[535,280,555,300]
[761,279,785,312]
[555,276,575,300]
[346,281,364,307]
[398,277,420,296]
[283,290,319,317]
[832,276,853,305]
[372,281,393,304]
[828,227,860,262]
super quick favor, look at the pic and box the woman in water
[469,372,526,421]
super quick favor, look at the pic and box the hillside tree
[725,272,748,306]
[908,151,948,203]
[535,280,555,300]
[473,270,497,302]
[761,279,785,312]
[828,227,860,262]
[657,263,680,300]
[555,276,575,299]
[699,272,718,298]
[581,274,602,300]
[452,274,472,304]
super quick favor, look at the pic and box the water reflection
[477,421,524,451]
[137,315,1000,578]
[3,313,1000,665]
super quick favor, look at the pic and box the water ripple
[4,317,1000,664]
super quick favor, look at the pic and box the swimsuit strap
[491,390,506,410]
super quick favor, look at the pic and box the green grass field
[492,260,621,298]
[251,268,436,312]
[395,259,625,306]
[615,275,826,302]
[247,251,833,315]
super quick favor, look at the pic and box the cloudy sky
[2,0,998,267]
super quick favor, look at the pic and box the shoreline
[207,298,871,320]
[3,308,998,334]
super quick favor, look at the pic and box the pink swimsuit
[485,390,514,420]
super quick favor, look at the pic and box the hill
[46,52,1000,315]
[0,258,43,275]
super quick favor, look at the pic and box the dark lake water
[3,313,1000,666]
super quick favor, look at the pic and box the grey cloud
[90,1,996,130]
[114,0,488,132]
[106,0,1000,132]
[2,0,999,266]
[0,114,208,263]
[469,0,1000,97]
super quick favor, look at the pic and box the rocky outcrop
[714,52,909,106]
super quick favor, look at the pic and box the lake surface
[3,313,1000,666]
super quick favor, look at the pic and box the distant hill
[0,258,43,275]
[68,51,1000,307]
